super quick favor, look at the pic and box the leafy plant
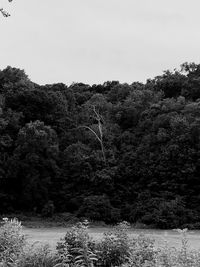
[124,234,156,267]
[56,220,97,267]
[0,218,25,266]
[54,243,72,267]
[96,221,130,266]
[17,243,55,267]
[73,246,97,267]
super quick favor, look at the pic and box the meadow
[23,226,200,250]
[3,218,200,266]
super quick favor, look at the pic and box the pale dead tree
[78,105,106,164]
[0,0,13,17]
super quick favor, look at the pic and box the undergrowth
[0,218,200,266]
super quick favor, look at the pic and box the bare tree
[0,0,13,17]
[79,105,106,164]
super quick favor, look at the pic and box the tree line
[1,63,200,228]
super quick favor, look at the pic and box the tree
[79,105,106,163]
[5,87,69,135]
[3,63,200,226]
[8,120,59,211]
[78,94,112,164]
[150,70,187,98]
[77,195,120,223]
[0,66,35,94]
[59,142,93,212]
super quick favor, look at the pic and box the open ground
[23,227,200,250]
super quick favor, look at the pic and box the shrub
[123,234,156,267]
[4,218,200,267]
[0,218,56,267]
[152,199,191,229]
[17,243,55,267]
[96,221,130,267]
[0,218,25,266]
[56,220,97,267]
[53,243,72,267]
[42,201,55,218]
[153,228,200,267]
[77,195,121,223]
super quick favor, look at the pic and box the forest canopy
[1,63,200,228]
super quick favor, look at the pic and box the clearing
[22,227,200,250]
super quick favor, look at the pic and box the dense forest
[1,63,200,228]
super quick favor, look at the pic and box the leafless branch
[1,0,13,17]
[78,125,101,143]
[78,106,107,163]
[0,8,10,17]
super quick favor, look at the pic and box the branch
[92,106,101,121]
[78,125,101,143]
[78,105,107,164]
[1,0,13,17]
[0,8,10,17]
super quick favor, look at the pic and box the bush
[77,195,121,223]
[136,198,192,229]
[0,218,25,266]
[123,235,156,267]
[56,220,97,267]
[0,218,55,267]
[96,221,131,267]
[139,228,200,267]
[151,199,192,229]
[3,218,200,267]
[42,201,55,218]
[17,243,55,267]
[55,221,200,267]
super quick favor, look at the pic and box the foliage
[77,195,120,223]
[17,243,55,267]
[56,220,97,267]
[0,218,55,267]
[8,120,59,212]
[55,222,200,267]
[2,64,200,227]
[0,218,25,266]
[3,218,200,267]
[123,235,156,267]
[96,221,130,266]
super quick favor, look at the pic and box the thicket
[1,63,200,228]
[1,218,200,267]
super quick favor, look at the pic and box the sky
[1,0,200,85]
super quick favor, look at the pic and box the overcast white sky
[1,0,200,85]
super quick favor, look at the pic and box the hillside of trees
[1,63,200,228]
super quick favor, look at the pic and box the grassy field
[22,227,200,250]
